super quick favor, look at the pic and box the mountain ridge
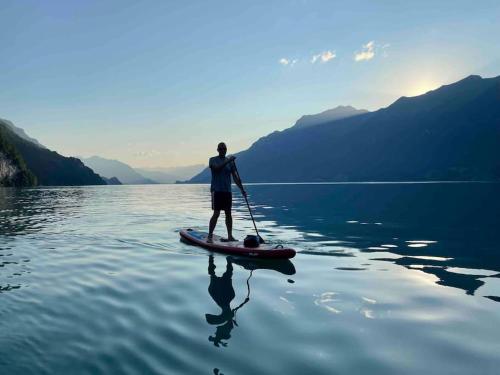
[135,164,205,183]
[0,123,37,186]
[82,156,157,185]
[0,118,45,148]
[293,105,369,130]
[0,118,105,186]
[189,74,500,183]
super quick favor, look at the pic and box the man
[207,142,246,243]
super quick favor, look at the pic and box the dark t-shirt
[209,156,235,192]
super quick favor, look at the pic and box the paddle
[232,160,265,244]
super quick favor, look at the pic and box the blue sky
[1,0,499,167]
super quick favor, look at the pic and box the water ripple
[1,184,499,374]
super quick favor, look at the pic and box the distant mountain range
[82,156,205,184]
[82,156,156,185]
[136,165,205,183]
[102,176,122,185]
[0,116,203,187]
[3,74,498,187]
[0,119,105,186]
[190,75,500,183]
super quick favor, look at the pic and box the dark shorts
[212,191,232,211]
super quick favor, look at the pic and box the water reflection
[244,183,500,301]
[231,256,296,276]
[1,185,499,374]
[373,255,500,296]
[1,187,92,297]
[0,187,89,236]
[206,255,249,347]
[205,255,296,347]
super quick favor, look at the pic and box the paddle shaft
[232,161,264,243]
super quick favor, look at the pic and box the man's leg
[224,209,236,241]
[208,210,220,242]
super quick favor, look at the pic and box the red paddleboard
[179,228,296,259]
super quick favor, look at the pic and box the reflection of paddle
[232,270,253,326]
[232,161,265,244]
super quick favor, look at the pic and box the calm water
[1,183,499,375]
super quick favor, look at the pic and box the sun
[407,79,440,97]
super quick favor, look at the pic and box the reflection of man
[206,255,249,347]
[207,142,246,243]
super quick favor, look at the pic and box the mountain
[190,75,500,183]
[292,105,368,129]
[0,119,105,186]
[102,176,122,185]
[0,118,45,148]
[135,164,205,183]
[0,123,37,187]
[82,156,157,184]
[133,168,177,184]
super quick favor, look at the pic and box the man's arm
[210,156,236,172]
[231,167,246,196]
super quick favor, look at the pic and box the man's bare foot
[227,236,237,242]
[207,234,214,243]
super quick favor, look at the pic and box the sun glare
[407,80,440,97]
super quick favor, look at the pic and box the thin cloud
[134,150,161,158]
[381,43,390,58]
[279,58,298,67]
[354,41,375,62]
[311,50,336,63]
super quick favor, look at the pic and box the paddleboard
[179,228,296,259]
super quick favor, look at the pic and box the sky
[1,0,499,168]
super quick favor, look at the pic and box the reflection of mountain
[82,156,156,185]
[1,119,104,186]
[191,75,500,183]
[372,256,498,296]
[233,183,500,299]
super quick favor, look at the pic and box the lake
[1,183,499,375]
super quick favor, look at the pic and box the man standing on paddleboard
[207,142,246,243]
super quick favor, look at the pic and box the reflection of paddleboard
[180,228,296,259]
[231,257,296,275]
